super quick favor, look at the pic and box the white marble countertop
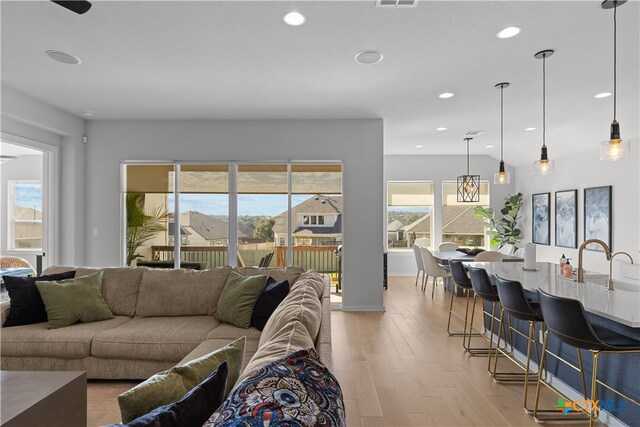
[468,261,640,328]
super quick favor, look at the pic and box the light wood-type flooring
[87,276,599,426]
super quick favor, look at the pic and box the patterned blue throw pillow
[204,348,345,427]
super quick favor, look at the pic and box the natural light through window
[8,180,43,250]
[387,181,434,250]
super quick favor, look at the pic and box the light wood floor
[87,276,596,426]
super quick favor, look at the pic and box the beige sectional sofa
[0,266,332,385]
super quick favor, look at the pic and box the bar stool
[466,266,504,367]
[535,289,640,426]
[492,276,543,412]
[446,260,481,341]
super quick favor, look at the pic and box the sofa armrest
[1,301,10,326]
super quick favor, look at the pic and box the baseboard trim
[341,305,386,312]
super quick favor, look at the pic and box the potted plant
[474,193,523,250]
[126,193,170,266]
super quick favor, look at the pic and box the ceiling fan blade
[51,1,92,15]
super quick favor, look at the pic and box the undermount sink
[604,280,640,293]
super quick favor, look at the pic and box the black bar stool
[492,276,545,412]
[446,260,481,341]
[535,289,640,426]
[466,266,504,368]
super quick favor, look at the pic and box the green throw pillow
[118,336,246,423]
[215,272,267,328]
[35,271,114,329]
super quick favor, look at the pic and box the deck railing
[150,245,340,274]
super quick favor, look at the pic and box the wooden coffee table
[1,371,87,427]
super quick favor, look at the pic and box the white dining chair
[474,251,503,262]
[414,237,430,248]
[420,246,451,298]
[438,242,459,251]
[412,244,426,288]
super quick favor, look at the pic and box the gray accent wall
[85,119,384,311]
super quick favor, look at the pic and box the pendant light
[494,82,511,184]
[457,137,480,202]
[533,49,555,176]
[600,0,629,160]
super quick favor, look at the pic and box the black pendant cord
[542,53,546,149]
[500,85,504,162]
[613,1,617,121]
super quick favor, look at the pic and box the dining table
[431,250,523,264]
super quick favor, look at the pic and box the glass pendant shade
[600,139,630,160]
[494,161,510,184]
[533,158,555,176]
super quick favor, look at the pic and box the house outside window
[441,181,490,248]
[7,180,43,250]
[387,181,434,250]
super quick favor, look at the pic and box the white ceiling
[1,1,638,166]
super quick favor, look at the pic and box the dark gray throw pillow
[251,277,290,331]
[3,271,76,327]
[106,362,228,427]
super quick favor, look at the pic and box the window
[442,181,490,248]
[387,181,434,250]
[302,215,324,226]
[8,180,43,250]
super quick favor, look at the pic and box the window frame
[386,180,435,251]
[441,180,491,249]
[7,179,44,252]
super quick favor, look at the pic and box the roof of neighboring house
[402,214,431,233]
[180,211,247,240]
[442,206,485,235]
[273,195,342,236]
[14,206,42,221]
[387,219,404,232]
[168,223,191,236]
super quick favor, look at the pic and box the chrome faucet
[608,252,634,290]
[577,239,611,283]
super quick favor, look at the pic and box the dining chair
[414,237,430,248]
[412,244,426,288]
[438,242,459,251]
[0,256,36,275]
[474,251,503,262]
[420,246,450,298]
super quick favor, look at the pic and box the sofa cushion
[251,278,290,331]
[206,323,262,341]
[118,337,244,423]
[233,266,304,285]
[92,316,220,362]
[36,272,115,329]
[135,267,232,317]
[258,279,322,348]
[290,269,325,299]
[2,271,76,327]
[178,338,259,376]
[114,362,228,427]
[0,316,131,358]
[239,320,315,384]
[204,348,345,427]
[215,272,267,328]
[42,266,144,317]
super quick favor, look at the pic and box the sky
[167,194,325,217]
[15,181,42,211]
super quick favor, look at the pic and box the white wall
[0,155,43,267]
[1,85,86,266]
[85,119,384,311]
[515,143,639,280]
[384,155,516,276]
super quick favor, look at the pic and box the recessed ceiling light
[594,92,612,98]
[415,145,424,148]
[525,127,536,131]
[485,145,494,148]
[45,50,81,65]
[436,127,448,131]
[438,92,454,99]
[497,27,521,39]
[82,110,93,117]
[355,50,383,65]
[283,11,306,26]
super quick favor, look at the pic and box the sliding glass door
[121,162,343,280]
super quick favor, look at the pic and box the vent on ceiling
[376,0,418,8]
[465,130,486,137]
